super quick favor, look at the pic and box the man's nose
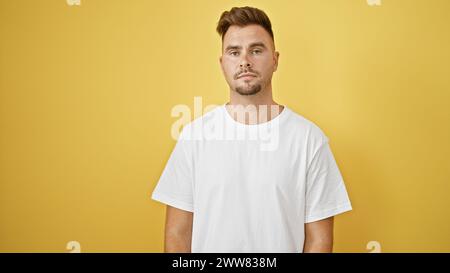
[239,53,252,68]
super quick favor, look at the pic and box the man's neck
[226,86,285,125]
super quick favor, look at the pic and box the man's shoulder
[178,105,224,140]
[285,107,329,143]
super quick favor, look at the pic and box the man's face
[220,24,279,96]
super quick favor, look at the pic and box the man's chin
[235,84,262,96]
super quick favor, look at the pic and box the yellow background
[1,0,449,252]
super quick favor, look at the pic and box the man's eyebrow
[224,42,268,52]
[248,42,267,49]
[225,45,242,51]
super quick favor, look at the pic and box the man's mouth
[237,73,257,79]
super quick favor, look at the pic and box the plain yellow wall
[1,0,449,252]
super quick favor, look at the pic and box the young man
[151,6,352,253]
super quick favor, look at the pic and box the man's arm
[164,205,193,253]
[303,216,334,253]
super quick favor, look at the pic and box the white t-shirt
[151,104,352,253]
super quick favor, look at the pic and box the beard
[232,68,264,96]
[234,82,262,96]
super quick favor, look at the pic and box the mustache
[234,68,259,79]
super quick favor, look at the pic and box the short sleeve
[151,128,194,212]
[305,138,352,223]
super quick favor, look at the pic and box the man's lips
[237,73,257,79]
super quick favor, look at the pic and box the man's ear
[219,56,224,72]
[273,51,280,72]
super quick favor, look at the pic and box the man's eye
[252,49,262,54]
[230,51,239,56]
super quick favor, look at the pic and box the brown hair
[216,6,274,42]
